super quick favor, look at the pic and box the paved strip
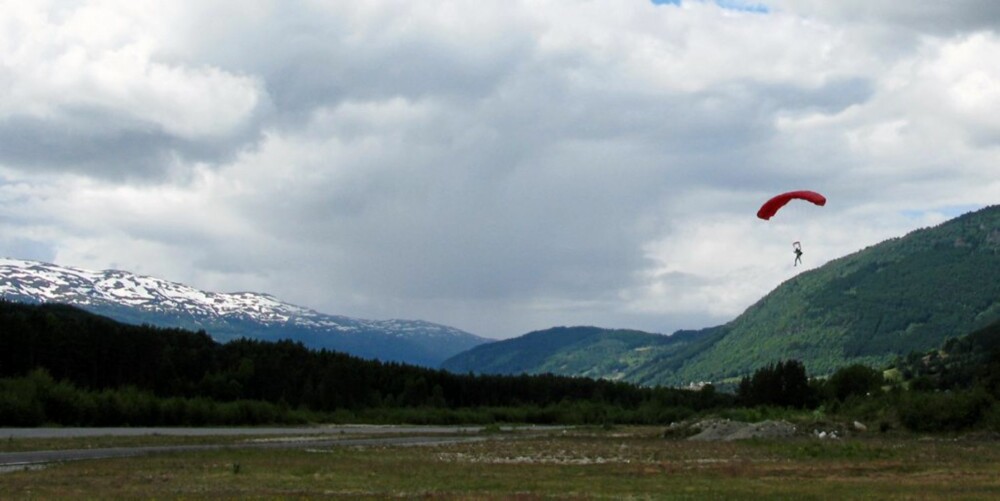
[0,435,489,469]
[0,425,508,439]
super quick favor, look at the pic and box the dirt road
[0,425,561,470]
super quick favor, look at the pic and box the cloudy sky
[2,0,999,339]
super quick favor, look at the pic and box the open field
[1,427,999,499]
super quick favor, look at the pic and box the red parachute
[756,190,826,220]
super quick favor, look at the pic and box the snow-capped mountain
[0,257,488,367]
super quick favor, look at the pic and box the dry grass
[2,427,999,499]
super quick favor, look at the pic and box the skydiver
[793,241,803,267]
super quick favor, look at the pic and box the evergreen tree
[824,364,883,401]
[737,360,814,408]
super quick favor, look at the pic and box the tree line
[4,299,999,433]
[0,301,731,425]
[736,349,1000,433]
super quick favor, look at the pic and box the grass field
[2,427,999,499]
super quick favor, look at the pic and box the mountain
[0,258,487,367]
[443,205,1000,386]
[440,325,721,384]
[443,326,669,379]
[640,204,1000,385]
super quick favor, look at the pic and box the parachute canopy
[757,190,826,220]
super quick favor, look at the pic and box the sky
[1,0,999,340]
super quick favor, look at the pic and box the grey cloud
[877,3,1000,34]
[0,4,530,181]
[228,76,839,307]
[777,1,1000,35]
[0,110,262,181]
[195,10,533,125]
[0,237,55,263]
[760,78,873,114]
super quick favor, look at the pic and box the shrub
[898,389,994,432]
[0,378,45,426]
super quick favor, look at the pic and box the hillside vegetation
[443,327,679,379]
[444,206,1000,386]
[441,325,724,383]
[648,204,1000,385]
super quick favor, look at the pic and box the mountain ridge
[649,204,1000,385]
[442,326,679,380]
[444,205,1000,386]
[0,257,488,366]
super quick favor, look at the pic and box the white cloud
[0,1,264,178]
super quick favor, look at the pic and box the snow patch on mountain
[0,257,474,341]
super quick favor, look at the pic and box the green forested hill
[640,204,1000,385]
[439,326,717,380]
[443,205,1000,386]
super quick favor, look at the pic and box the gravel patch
[686,419,797,441]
